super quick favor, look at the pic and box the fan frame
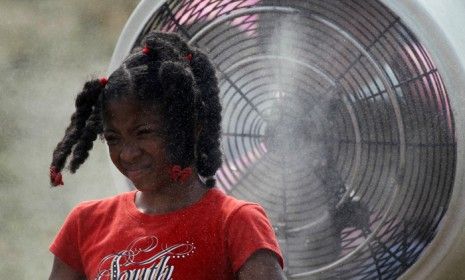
[381,1,465,279]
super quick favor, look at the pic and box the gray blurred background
[0,1,138,278]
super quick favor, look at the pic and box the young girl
[48,31,284,280]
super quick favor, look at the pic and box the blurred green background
[0,0,139,278]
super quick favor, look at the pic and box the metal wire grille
[131,0,456,279]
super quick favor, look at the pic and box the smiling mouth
[125,166,151,180]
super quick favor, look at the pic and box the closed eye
[103,134,120,145]
[137,128,155,136]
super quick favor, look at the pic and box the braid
[144,32,223,187]
[158,60,198,167]
[190,50,222,188]
[51,79,104,173]
[68,103,103,173]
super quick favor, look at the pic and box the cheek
[107,146,122,167]
[157,147,170,165]
[144,139,169,161]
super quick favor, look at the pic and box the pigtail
[50,79,104,185]
[158,61,198,167]
[68,102,103,173]
[143,32,223,186]
[190,50,223,188]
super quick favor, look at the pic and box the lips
[124,165,152,181]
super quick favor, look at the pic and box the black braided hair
[51,80,104,172]
[190,50,222,187]
[50,31,222,188]
[68,101,103,173]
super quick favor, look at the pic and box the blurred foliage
[0,0,139,278]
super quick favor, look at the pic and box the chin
[132,179,166,193]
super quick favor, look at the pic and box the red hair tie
[184,53,193,62]
[99,77,108,86]
[50,166,64,186]
[142,44,150,55]
[170,165,193,183]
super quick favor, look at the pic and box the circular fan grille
[127,0,456,279]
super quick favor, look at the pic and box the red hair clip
[99,77,108,86]
[50,166,64,186]
[184,53,193,62]
[142,44,150,55]
[170,165,193,183]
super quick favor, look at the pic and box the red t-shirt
[50,188,283,279]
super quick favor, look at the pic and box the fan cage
[124,0,456,279]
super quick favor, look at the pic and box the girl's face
[102,97,171,191]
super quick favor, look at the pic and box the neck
[135,176,208,215]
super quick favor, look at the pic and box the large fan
[108,0,465,279]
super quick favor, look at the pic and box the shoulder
[207,189,271,231]
[209,189,265,221]
[210,190,284,272]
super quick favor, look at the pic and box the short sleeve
[49,205,85,274]
[225,203,284,273]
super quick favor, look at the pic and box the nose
[120,141,143,163]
